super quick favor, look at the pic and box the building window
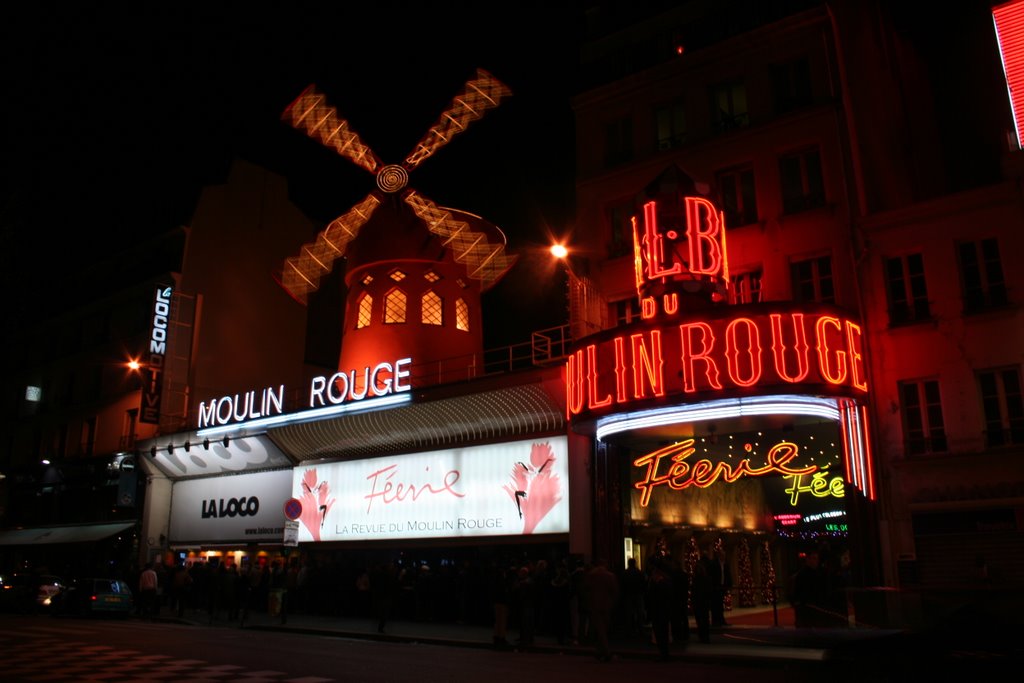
[730,269,763,305]
[958,238,1007,313]
[654,100,686,151]
[790,255,834,303]
[455,298,469,331]
[423,270,441,283]
[978,367,1024,447]
[770,56,812,114]
[611,297,642,328]
[389,269,407,282]
[717,165,757,226]
[899,379,947,455]
[421,290,443,326]
[779,147,825,213]
[383,289,406,324]
[607,201,636,258]
[356,293,373,328]
[885,253,930,325]
[710,81,748,132]
[604,116,633,167]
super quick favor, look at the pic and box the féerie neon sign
[633,439,817,507]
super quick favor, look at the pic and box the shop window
[978,367,1024,447]
[885,253,931,325]
[356,293,373,328]
[779,147,825,214]
[607,200,636,258]
[790,255,834,303]
[455,298,469,331]
[654,100,686,151]
[730,269,763,305]
[717,165,757,226]
[604,115,633,167]
[770,56,812,114]
[899,379,947,455]
[958,238,1008,313]
[383,289,406,324]
[710,81,748,133]
[422,290,443,326]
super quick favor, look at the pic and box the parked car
[0,573,65,613]
[55,577,134,617]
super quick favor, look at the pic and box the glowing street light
[550,243,569,260]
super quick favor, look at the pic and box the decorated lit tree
[713,537,732,611]
[686,536,700,609]
[760,540,777,605]
[737,537,756,607]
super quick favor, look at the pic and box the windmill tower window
[384,289,407,324]
[456,298,469,332]
[361,274,374,286]
[422,291,443,325]
[356,293,373,329]
[424,270,441,283]
[389,270,407,282]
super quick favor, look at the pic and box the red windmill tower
[276,69,518,391]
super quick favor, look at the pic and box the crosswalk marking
[0,634,335,682]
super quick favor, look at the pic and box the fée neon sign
[633,439,817,507]
[784,471,844,506]
[197,357,412,429]
[566,310,867,419]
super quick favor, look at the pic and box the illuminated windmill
[278,69,518,388]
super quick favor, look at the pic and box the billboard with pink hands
[291,436,569,542]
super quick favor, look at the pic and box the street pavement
[159,604,920,665]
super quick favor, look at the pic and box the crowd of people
[126,542,851,660]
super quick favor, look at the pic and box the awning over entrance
[0,521,135,546]
[269,383,565,461]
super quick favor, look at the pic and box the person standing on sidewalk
[138,562,158,618]
[691,554,712,643]
[584,559,619,662]
[645,556,674,661]
[708,547,732,627]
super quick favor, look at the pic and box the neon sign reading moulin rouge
[196,357,412,429]
[567,197,867,419]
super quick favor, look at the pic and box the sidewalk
[161,604,906,664]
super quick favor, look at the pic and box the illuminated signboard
[196,357,412,429]
[567,306,868,422]
[290,436,569,542]
[140,285,172,424]
[567,196,867,423]
[632,440,818,507]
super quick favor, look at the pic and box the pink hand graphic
[298,468,335,541]
[502,443,562,535]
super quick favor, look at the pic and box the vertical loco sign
[140,285,172,424]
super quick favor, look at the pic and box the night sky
[2,3,585,346]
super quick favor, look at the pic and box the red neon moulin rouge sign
[566,197,868,421]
